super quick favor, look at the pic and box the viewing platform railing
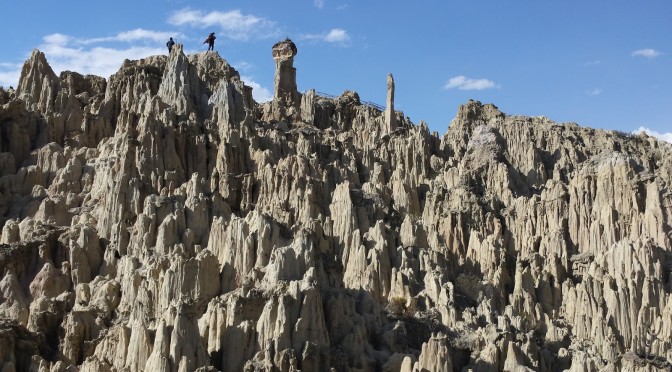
[314,91,386,112]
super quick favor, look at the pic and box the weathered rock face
[385,73,397,134]
[1,41,671,372]
[272,38,298,103]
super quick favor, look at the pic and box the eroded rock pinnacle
[0,41,671,371]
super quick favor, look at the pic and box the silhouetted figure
[203,32,216,51]
[166,37,175,53]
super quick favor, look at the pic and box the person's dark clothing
[204,33,216,51]
[166,38,175,53]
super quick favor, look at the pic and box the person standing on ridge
[203,32,216,51]
[166,37,175,53]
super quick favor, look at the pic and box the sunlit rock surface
[1,44,671,372]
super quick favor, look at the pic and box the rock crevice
[1,42,671,371]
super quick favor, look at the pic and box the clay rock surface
[1,44,671,372]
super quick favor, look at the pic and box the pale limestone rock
[59,310,100,365]
[123,319,153,372]
[385,73,397,133]
[272,38,298,104]
[29,263,70,300]
[144,320,171,372]
[0,271,29,325]
[16,50,59,114]
[158,44,200,118]
[1,42,671,372]
[410,333,453,372]
[169,304,210,372]
[502,341,534,372]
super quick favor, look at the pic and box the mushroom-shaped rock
[272,38,299,104]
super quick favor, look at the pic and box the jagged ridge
[0,42,671,372]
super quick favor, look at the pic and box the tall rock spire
[272,38,298,105]
[1,40,671,372]
[16,49,59,113]
[158,43,200,117]
[385,73,397,133]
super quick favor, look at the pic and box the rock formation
[272,38,299,105]
[264,38,301,124]
[385,73,397,133]
[0,40,671,372]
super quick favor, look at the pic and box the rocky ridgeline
[1,40,671,372]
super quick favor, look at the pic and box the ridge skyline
[1,0,670,141]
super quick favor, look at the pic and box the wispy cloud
[0,30,163,87]
[232,61,254,73]
[324,29,350,43]
[44,33,71,46]
[634,127,672,143]
[0,62,19,69]
[2,29,275,102]
[233,64,273,102]
[0,63,22,88]
[241,75,272,103]
[36,33,165,80]
[299,28,351,46]
[586,88,602,96]
[631,48,660,58]
[42,30,183,47]
[168,9,279,41]
[81,29,184,44]
[444,75,499,90]
[0,71,20,88]
[585,60,601,66]
[314,0,325,9]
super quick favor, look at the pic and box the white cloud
[585,60,601,66]
[168,9,279,41]
[81,29,183,44]
[314,0,325,9]
[325,29,350,43]
[37,33,165,80]
[232,61,254,73]
[634,127,672,144]
[44,33,71,46]
[631,48,660,58]
[587,88,602,96]
[1,26,272,93]
[117,29,177,42]
[299,28,351,46]
[444,75,499,90]
[2,26,270,89]
[0,61,22,88]
[241,75,272,103]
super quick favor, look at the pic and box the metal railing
[314,91,386,112]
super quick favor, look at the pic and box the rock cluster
[0,42,671,372]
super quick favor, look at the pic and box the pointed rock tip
[457,99,504,122]
[23,49,54,73]
[462,99,500,111]
[21,50,50,75]
[17,49,57,98]
[170,43,185,56]
[30,49,44,59]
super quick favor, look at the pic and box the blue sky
[1,0,670,141]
